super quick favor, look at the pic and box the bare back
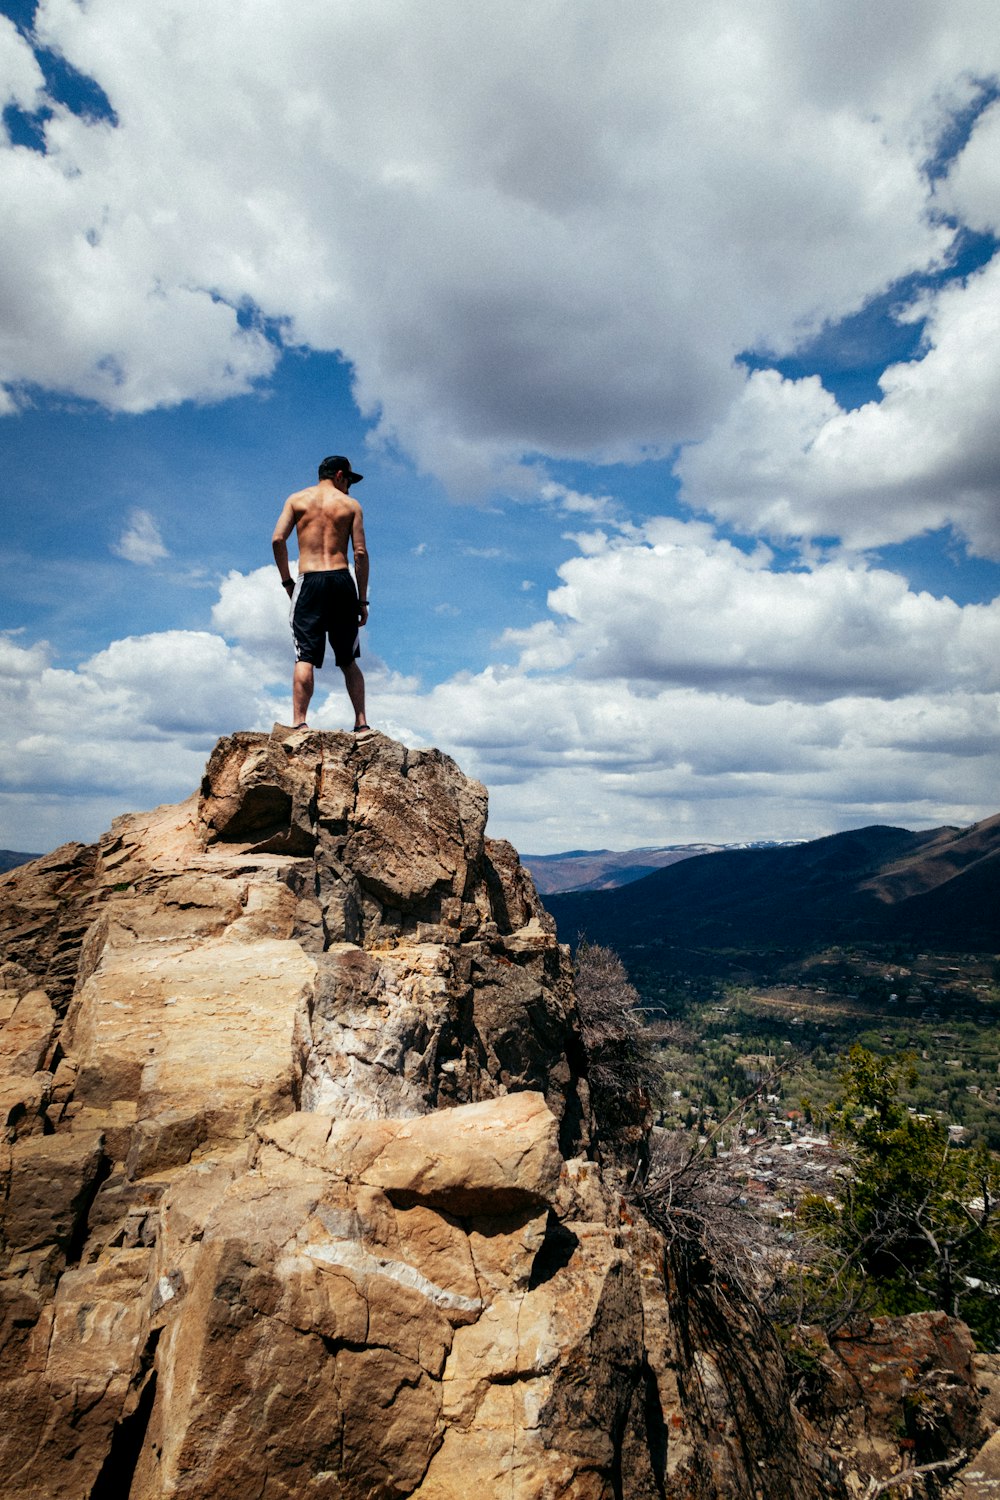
[272,478,367,575]
[289,483,361,572]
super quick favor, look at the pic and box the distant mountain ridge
[0,850,40,875]
[546,815,1000,953]
[522,839,801,894]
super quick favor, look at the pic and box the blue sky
[2,0,999,855]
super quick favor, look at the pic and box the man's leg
[292,661,314,726]
[342,661,368,729]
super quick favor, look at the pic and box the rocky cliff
[0,728,988,1498]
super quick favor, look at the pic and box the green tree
[804,1045,1000,1347]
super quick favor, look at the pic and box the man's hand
[358,600,369,627]
[282,578,294,595]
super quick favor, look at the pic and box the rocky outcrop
[786,1313,1000,1497]
[0,727,883,1497]
[0,840,101,1011]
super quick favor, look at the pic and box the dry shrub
[573,939,664,1166]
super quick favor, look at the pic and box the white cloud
[0,15,45,116]
[111,507,169,565]
[538,482,620,523]
[6,0,1000,872]
[0,621,283,848]
[83,630,271,732]
[503,520,1000,700]
[362,522,1000,847]
[944,97,1000,235]
[376,671,999,851]
[1,531,997,853]
[0,632,50,683]
[211,565,292,682]
[2,0,996,505]
[676,256,1000,558]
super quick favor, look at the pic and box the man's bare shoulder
[286,482,322,511]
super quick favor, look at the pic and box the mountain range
[546,814,1000,955]
[521,840,800,894]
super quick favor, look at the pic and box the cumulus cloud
[0,632,50,684]
[2,0,996,500]
[83,629,271,733]
[502,520,1000,700]
[366,520,1000,846]
[110,507,169,565]
[2,525,998,852]
[376,671,1000,851]
[676,257,1000,557]
[0,620,283,847]
[210,566,291,682]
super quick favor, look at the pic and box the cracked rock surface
[0,727,845,1498]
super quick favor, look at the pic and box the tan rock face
[0,728,836,1499]
[0,841,100,1011]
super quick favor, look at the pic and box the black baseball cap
[318,455,363,483]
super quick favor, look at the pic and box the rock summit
[0,728,883,1497]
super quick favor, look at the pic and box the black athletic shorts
[289,569,361,669]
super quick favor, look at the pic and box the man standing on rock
[271,455,371,732]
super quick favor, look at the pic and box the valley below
[638,945,1000,1146]
[546,818,1000,1147]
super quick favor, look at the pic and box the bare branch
[862,1449,967,1497]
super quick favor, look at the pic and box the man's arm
[352,504,369,626]
[271,498,298,597]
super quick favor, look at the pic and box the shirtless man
[271,455,370,731]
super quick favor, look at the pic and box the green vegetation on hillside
[630,946,1000,1149]
[801,1046,1000,1348]
[577,938,1000,1352]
